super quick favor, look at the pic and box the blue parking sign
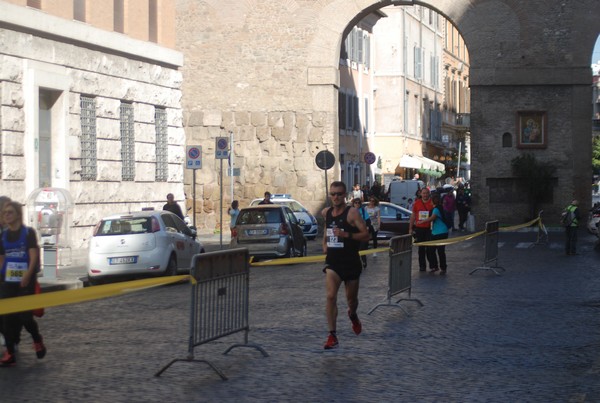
[186,146,202,169]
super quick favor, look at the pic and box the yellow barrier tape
[415,230,486,246]
[249,246,391,267]
[0,215,545,314]
[499,217,540,232]
[250,254,326,267]
[360,247,389,256]
[0,275,190,315]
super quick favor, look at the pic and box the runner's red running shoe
[323,333,339,350]
[348,310,362,335]
[0,351,16,367]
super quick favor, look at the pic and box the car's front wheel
[165,255,178,276]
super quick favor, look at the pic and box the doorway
[38,89,62,188]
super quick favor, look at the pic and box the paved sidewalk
[2,229,599,401]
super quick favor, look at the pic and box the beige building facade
[338,11,384,190]
[440,17,471,181]
[371,5,447,188]
[0,0,183,248]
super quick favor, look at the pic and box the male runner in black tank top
[321,181,370,350]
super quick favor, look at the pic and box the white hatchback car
[250,194,318,240]
[87,210,204,285]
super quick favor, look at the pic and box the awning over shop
[399,154,422,169]
[399,154,445,173]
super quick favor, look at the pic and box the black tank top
[325,206,361,266]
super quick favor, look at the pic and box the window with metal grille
[80,96,97,181]
[120,102,135,181]
[155,107,168,182]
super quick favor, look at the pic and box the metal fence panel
[470,220,505,275]
[156,248,267,380]
[368,235,423,315]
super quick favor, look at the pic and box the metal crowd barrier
[535,210,548,245]
[368,234,423,315]
[470,220,505,275]
[156,248,268,380]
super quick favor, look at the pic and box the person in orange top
[408,187,436,272]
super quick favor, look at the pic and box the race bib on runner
[5,261,27,283]
[326,228,344,248]
[418,211,429,221]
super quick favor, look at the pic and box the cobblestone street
[1,230,599,402]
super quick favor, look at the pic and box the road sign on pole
[186,146,202,169]
[364,152,376,165]
[215,137,229,159]
[315,150,336,206]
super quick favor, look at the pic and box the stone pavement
[2,229,600,402]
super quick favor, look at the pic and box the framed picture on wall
[517,111,547,148]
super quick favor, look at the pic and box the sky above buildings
[593,35,600,74]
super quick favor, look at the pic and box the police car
[250,194,318,240]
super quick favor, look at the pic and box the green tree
[593,136,600,174]
[511,153,557,219]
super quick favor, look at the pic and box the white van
[389,180,422,208]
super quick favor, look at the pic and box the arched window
[502,132,512,147]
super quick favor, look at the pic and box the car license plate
[247,229,268,235]
[109,256,138,265]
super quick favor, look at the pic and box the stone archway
[177,0,600,230]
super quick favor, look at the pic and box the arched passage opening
[306,0,600,226]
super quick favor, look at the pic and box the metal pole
[230,131,234,206]
[220,158,223,249]
[193,170,196,228]
[325,168,329,207]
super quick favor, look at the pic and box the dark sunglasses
[329,192,345,197]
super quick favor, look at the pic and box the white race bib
[326,228,344,248]
[418,211,429,221]
[5,261,27,283]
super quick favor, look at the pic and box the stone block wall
[183,109,334,232]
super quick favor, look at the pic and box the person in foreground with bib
[321,182,370,350]
[408,187,436,272]
[0,201,46,367]
[417,192,449,274]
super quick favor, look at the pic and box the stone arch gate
[177,0,600,230]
